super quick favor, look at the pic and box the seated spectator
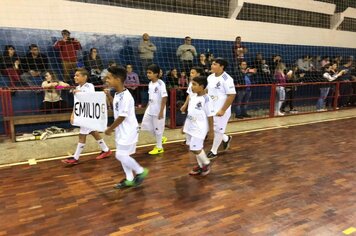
[124,64,140,93]
[234,61,256,119]
[0,45,21,87]
[166,68,179,89]
[100,60,117,84]
[41,71,70,113]
[198,53,210,75]
[83,47,104,85]
[21,44,49,87]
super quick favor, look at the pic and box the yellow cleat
[162,136,168,144]
[148,147,164,155]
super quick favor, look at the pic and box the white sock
[73,143,85,160]
[97,139,109,152]
[196,150,210,166]
[211,132,223,154]
[156,133,163,149]
[222,134,229,142]
[116,154,144,181]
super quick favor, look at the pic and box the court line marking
[0,115,354,169]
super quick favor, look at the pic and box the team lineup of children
[62,58,236,189]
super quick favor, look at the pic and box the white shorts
[185,134,204,151]
[79,126,94,135]
[115,142,137,156]
[141,113,165,135]
[213,109,231,134]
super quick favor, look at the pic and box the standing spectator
[206,58,235,160]
[54,29,82,84]
[232,36,248,65]
[83,47,104,85]
[41,71,70,113]
[21,44,49,87]
[274,63,287,116]
[176,36,197,74]
[281,65,301,113]
[316,63,345,112]
[269,55,282,76]
[124,64,140,101]
[338,56,354,107]
[0,45,21,87]
[235,61,256,119]
[178,71,188,88]
[321,56,330,67]
[138,33,157,78]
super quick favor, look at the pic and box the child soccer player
[206,58,236,160]
[104,66,148,189]
[180,66,204,113]
[62,68,112,164]
[141,64,168,155]
[183,76,214,176]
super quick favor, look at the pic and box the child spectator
[54,29,82,84]
[183,76,214,176]
[104,65,148,189]
[274,63,287,116]
[83,47,104,85]
[41,71,70,113]
[124,64,140,102]
[206,58,236,159]
[62,68,112,164]
[141,64,168,155]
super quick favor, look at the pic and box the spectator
[338,56,354,107]
[198,53,210,75]
[178,71,188,88]
[232,36,248,65]
[176,36,197,74]
[297,55,313,72]
[311,55,322,71]
[138,33,157,77]
[269,54,282,76]
[53,29,82,83]
[21,44,49,87]
[317,63,345,111]
[83,47,104,85]
[274,63,287,116]
[100,60,117,84]
[253,53,263,74]
[0,45,21,87]
[166,68,179,89]
[235,61,256,119]
[281,65,301,113]
[41,71,70,113]
[321,56,330,67]
[124,64,140,100]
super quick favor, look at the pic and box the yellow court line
[0,116,354,169]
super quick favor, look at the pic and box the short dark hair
[29,44,38,50]
[146,64,160,74]
[75,68,89,78]
[61,29,70,35]
[190,66,204,75]
[192,76,208,89]
[212,57,228,70]
[107,65,127,82]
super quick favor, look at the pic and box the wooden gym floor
[0,118,355,235]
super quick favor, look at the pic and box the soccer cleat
[134,168,149,186]
[162,136,168,144]
[96,150,113,160]
[222,135,232,151]
[113,179,136,189]
[148,147,164,155]
[207,151,218,160]
[189,165,202,176]
[201,163,211,176]
[61,157,79,165]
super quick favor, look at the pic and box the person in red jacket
[54,29,82,84]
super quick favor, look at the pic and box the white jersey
[76,82,95,93]
[207,72,236,113]
[183,94,215,139]
[147,79,168,116]
[186,82,196,97]
[113,89,139,145]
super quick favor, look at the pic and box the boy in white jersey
[104,66,148,189]
[141,64,168,155]
[62,68,112,164]
[206,58,236,160]
[183,76,214,176]
[180,66,204,113]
